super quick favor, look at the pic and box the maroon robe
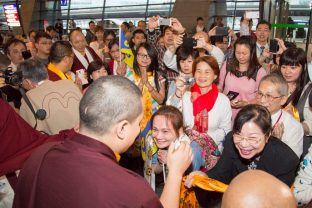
[0,99,74,176]
[13,133,163,208]
[47,69,62,81]
[71,46,101,74]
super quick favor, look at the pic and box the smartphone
[158,18,171,26]
[216,27,228,36]
[22,50,32,60]
[183,37,197,48]
[76,69,89,85]
[245,11,260,19]
[269,39,279,53]
[227,91,239,101]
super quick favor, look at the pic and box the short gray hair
[17,59,48,83]
[260,73,288,96]
[79,76,142,136]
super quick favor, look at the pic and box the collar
[256,42,269,49]
[48,63,72,80]
[271,109,283,122]
[71,133,120,162]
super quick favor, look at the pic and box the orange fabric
[179,175,228,208]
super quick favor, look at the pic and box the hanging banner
[3,4,20,27]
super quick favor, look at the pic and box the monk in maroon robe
[13,76,193,208]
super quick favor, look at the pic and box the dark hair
[17,59,48,83]
[79,76,142,136]
[87,60,109,82]
[34,31,52,43]
[233,104,272,137]
[88,21,95,26]
[309,91,312,108]
[227,36,260,79]
[108,38,119,50]
[4,38,26,56]
[133,42,161,91]
[256,20,271,30]
[197,17,204,21]
[151,106,183,136]
[49,41,73,63]
[28,30,36,37]
[162,26,173,34]
[104,30,116,40]
[92,26,104,41]
[129,29,147,49]
[46,26,56,32]
[176,47,198,71]
[122,22,130,29]
[192,56,220,83]
[279,47,308,107]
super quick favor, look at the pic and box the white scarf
[72,47,94,69]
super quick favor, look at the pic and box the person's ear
[116,120,129,141]
[35,43,39,50]
[23,79,36,90]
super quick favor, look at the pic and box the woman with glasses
[123,42,166,176]
[185,104,299,192]
[218,36,267,120]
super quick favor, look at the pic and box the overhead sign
[60,0,67,6]
[3,4,20,27]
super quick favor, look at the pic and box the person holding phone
[178,56,232,151]
[218,36,267,120]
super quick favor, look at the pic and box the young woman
[218,36,267,120]
[106,39,131,77]
[278,47,312,155]
[127,42,166,176]
[89,26,107,61]
[178,56,232,151]
[144,106,203,194]
[83,60,109,94]
[166,47,197,107]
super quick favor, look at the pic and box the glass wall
[35,0,175,35]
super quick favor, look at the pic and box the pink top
[218,62,267,120]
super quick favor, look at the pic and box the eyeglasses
[233,133,264,145]
[256,91,283,101]
[137,53,150,60]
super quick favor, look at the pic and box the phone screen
[269,39,279,53]
[227,91,239,101]
[216,27,228,36]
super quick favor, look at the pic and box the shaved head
[222,170,296,208]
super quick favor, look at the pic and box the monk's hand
[272,122,284,139]
[167,141,193,177]
[184,171,207,188]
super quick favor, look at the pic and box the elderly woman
[171,56,232,151]
[185,104,299,206]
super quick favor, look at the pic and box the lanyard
[272,111,283,130]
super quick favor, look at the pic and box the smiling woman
[185,104,300,206]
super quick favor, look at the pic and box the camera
[0,67,23,87]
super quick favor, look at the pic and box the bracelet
[175,92,182,98]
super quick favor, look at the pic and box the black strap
[297,83,312,122]
[19,88,38,129]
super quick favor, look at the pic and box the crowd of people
[0,13,312,208]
